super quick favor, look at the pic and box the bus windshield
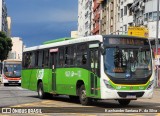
[104,47,152,80]
[4,64,22,77]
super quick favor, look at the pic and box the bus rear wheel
[38,82,45,99]
[118,99,131,106]
[79,85,91,105]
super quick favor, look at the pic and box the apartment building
[100,0,119,35]
[99,0,134,35]
[117,0,134,34]
[78,0,92,37]
[144,0,160,38]
[7,16,11,37]
[8,37,24,60]
[0,0,8,35]
[92,0,101,35]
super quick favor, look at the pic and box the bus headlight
[147,80,154,90]
[103,79,114,90]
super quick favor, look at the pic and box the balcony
[94,13,100,21]
[92,24,100,34]
[127,0,134,5]
[127,16,133,24]
[93,3,100,11]
[97,0,104,4]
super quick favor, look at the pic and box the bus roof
[24,35,149,52]
[103,35,148,39]
[24,35,103,52]
[43,37,73,45]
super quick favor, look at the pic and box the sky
[5,0,78,47]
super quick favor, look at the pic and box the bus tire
[118,99,131,106]
[79,85,91,105]
[38,82,46,99]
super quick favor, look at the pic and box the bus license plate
[126,95,136,99]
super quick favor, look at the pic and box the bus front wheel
[79,85,91,105]
[118,99,131,106]
[38,82,45,99]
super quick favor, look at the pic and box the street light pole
[156,0,159,87]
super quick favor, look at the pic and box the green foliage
[0,31,12,61]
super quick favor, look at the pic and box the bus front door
[89,48,100,96]
[50,52,57,91]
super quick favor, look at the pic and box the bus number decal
[65,71,81,77]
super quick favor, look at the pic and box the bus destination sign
[109,38,145,45]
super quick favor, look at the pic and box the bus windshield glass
[4,63,22,77]
[104,46,152,79]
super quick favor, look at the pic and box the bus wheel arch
[76,80,84,95]
[76,80,91,105]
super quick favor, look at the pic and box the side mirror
[100,44,106,55]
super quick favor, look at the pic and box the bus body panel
[55,68,100,98]
[22,68,101,98]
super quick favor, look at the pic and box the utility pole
[156,0,159,87]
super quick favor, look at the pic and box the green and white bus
[22,35,154,106]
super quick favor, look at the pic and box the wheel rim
[39,86,42,97]
[81,90,86,102]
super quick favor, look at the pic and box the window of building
[124,6,127,16]
[149,12,152,21]
[121,9,123,18]
[124,25,127,32]
[153,12,157,21]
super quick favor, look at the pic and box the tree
[0,31,12,62]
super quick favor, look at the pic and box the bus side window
[29,52,35,68]
[77,44,88,66]
[64,46,74,66]
[27,52,32,68]
[35,51,39,68]
[38,50,43,68]
[43,50,49,67]
[58,48,64,67]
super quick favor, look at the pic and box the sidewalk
[137,88,160,103]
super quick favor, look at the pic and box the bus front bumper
[101,87,153,100]
[3,78,21,84]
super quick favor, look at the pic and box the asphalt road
[0,84,41,107]
[0,84,160,115]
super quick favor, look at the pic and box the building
[78,0,92,37]
[100,0,119,35]
[144,0,160,38]
[131,0,160,38]
[8,37,24,60]
[92,0,101,35]
[7,16,11,37]
[0,0,8,35]
[97,0,134,35]
[117,0,133,35]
